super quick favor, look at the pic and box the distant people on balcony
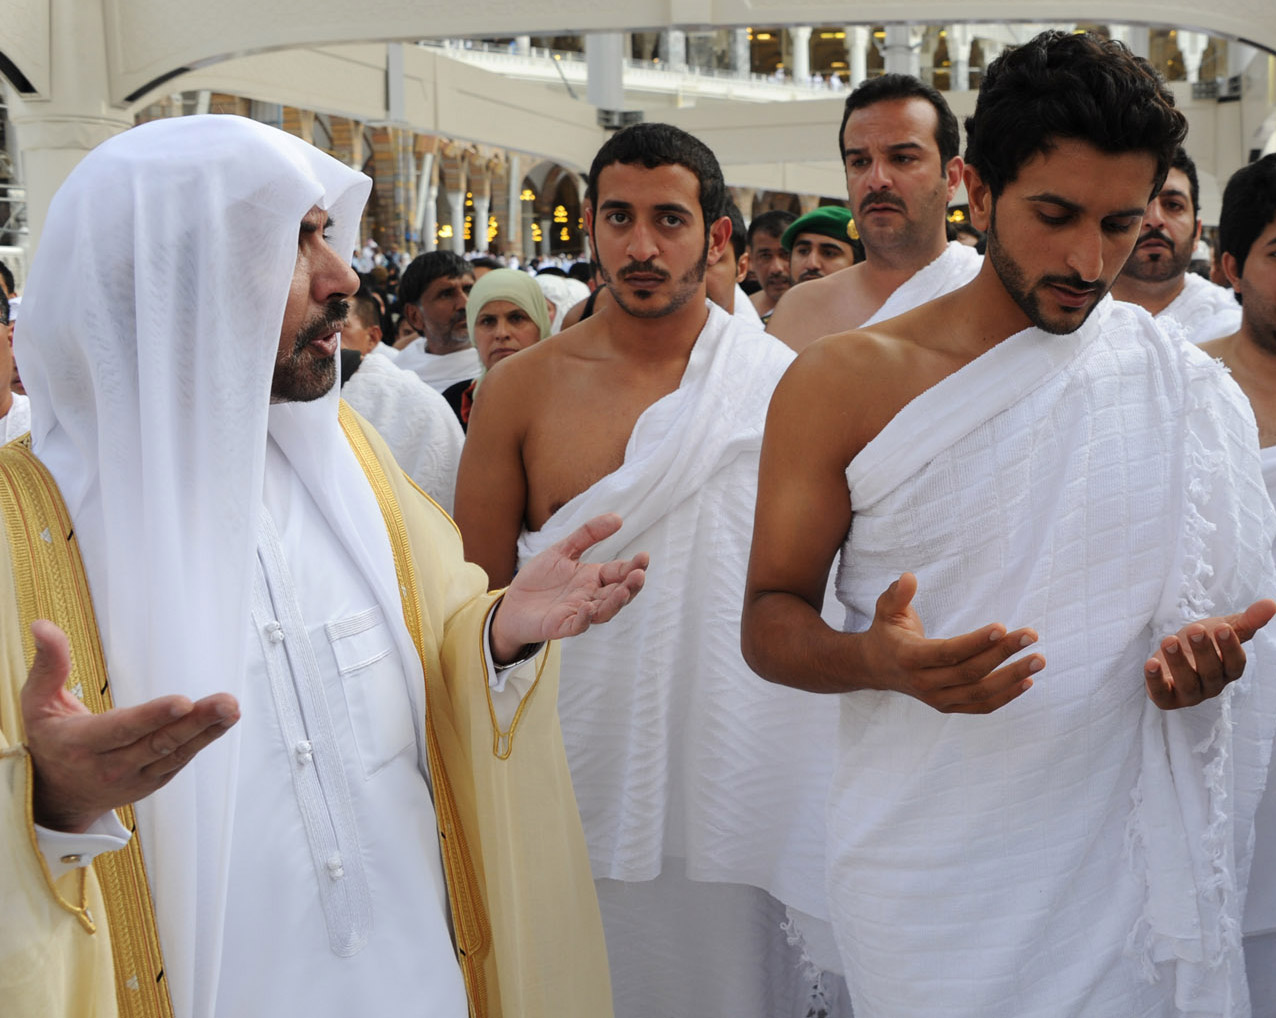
[1110,146,1240,344]
[766,74,979,352]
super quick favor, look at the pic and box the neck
[425,335,470,356]
[860,236,949,295]
[0,388,10,419]
[1108,273,1185,316]
[606,291,711,365]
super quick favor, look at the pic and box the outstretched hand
[862,573,1044,714]
[1144,598,1276,710]
[21,620,240,833]
[489,513,647,662]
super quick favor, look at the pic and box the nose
[626,220,660,262]
[865,157,893,192]
[1066,228,1104,283]
[316,242,358,303]
[1142,199,1164,232]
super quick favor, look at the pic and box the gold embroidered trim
[479,595,549,761]
[339,402,492,1018]
[0,437,174,1018]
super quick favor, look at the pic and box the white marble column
[472,192,490,253]
[846,26,870,87]
[413,151,437,253]
[789,26,812,83]
[505,154,522,258]
[1229,41,1257,78]
[730,28,751,74]
[514,35,531,55]
[1176,31,1209,83]
[539,216,552,258]
[883,25,922,77]
[662,29,688,70]
[586,33,626,110]
[6,0,134,252]
[946,25,974,91]
[1107,25,1150,59]
[445,189,465,254]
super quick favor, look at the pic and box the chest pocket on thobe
[325,605,415,777]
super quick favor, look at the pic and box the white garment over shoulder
[732,283,765,329]
[829,299,1276,1018]
[1157,272,1241,345]
[1,392,29,443]
[394,340,480,392]
[862,241,981,327]
[340,349,464,514]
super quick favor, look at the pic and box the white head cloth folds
[17,115,373,1016]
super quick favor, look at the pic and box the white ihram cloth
[1158,272,1241,345]
[830,298,1276,1018]
[863,240,981,327]
[15,115,468,1017]
[1,392,29,443]
[340,347,465,513]
[1244,447,1276,1018]
[394,339,480,391]
[733,282,765,329]
[517,303,840,1013]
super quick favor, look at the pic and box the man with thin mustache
[766,75,981,352]
[1112,146,1240,343]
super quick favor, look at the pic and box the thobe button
[264,621,285,643]
[327,854,344,880]
[294,740,313,765]
[60,853,82,865]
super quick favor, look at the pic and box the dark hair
[1166,147,1200,221]
[0,262,12,297]
[723,199,747,260]
[964,31,1187,201]
[536,267,568,278]
[469,256,503,272]
[349,288,381,330]
[586,123,727,235]
[747,209,796,247]
[567,261,593,285]
[0,291,8,327]
[838,74,960,166]
[398,250,472,308]
[1219,154,1276,276]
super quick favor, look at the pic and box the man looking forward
[746,208,796,322]
[766,75,979,352]
[391,250,479,393]
[744,32,1276,1017]
[455,123,845,1018]
[1112,146,1241,343]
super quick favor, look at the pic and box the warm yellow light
[553,204,569,224]
[947,208,966,222]
[560,226,570,241]
[831,61,847,68]
[520,188,535,201]
[438,224,453,239]
[756,32,772,41]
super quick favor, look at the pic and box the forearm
[741,590,877,694]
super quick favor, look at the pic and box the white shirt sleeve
[35,810,132,880]
[483,606,544,730]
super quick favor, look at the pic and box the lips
[310,330,339,355]
[1047,283,1097,310]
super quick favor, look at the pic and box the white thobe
[1155,272,1241,345]
[2,393,30,443]
[394,340,481,392]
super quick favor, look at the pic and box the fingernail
[989,628,1003,642]
[1021,679,1033,691]
[1190,632,1204,644]
[1147,660,1161,674]
[1165,642,1180,655]
[1029,657,1044,672]
[1019,634,1034,648]
[1219,629,1234,641]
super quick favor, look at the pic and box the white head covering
[18,115,373,1016]
[533,273,591,333]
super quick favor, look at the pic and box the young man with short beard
[744,32,1276,1017]
[455,123,849,1018]
[1112,146,1241,343]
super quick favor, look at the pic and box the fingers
[595,552,649,587]
[139,695,240,779]
[22,620,74,709]
[1147,622,1250,710]
[938,656,1041,714]
[554,513,624,563]
[875,573,918,622]
[1228,599,1276,643]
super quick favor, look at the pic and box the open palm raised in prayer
[1144,599,1276,709]
[489,512,648,663]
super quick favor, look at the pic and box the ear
[707,215,732,267]
[1221,251,1243,290]
[965,163,993,233]
[1192,217,1203,247]
[366,325,383,354]
[403,301,424,330]
[944,156,965,204]
[734,250,750,284]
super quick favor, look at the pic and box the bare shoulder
[767,265,867,352]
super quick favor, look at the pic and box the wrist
[488,597,538,666]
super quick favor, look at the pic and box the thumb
[1230,598,1276,644]
[23,620,73,706]
[876,572,919,619]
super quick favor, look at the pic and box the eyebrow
[844,142,925,157]
[300,214,333,234]
[598,199,694,216]
[1157,188,1190,204]
[1025,193,1146,219]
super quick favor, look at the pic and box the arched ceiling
[1,0,1273,107]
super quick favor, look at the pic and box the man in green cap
[783,206,863,284]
